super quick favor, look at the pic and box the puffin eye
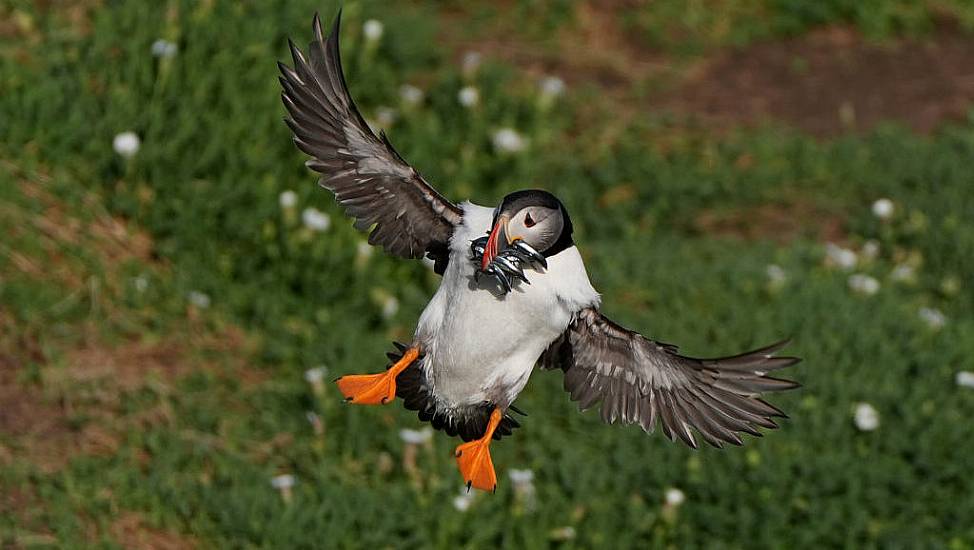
[524,212,536,227]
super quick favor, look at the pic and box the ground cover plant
[2,1,973,547]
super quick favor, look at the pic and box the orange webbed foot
[454,408,503,492]
[335,348,418,405]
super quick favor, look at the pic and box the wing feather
[280,12,462,270]
[541,308,801,449]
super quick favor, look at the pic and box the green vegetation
[2,1,973,548]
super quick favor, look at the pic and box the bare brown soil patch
[693,199,847,243]
[658,23,974,136]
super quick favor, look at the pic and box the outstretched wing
[279,12,462,270]
[541,308,801,448]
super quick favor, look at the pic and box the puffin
[279,12,801,492]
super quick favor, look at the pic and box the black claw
[344,396,353,402]
[466,481,472,492]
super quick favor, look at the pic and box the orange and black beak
[481,215,511,271]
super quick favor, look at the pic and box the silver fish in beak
[470,218,546,293]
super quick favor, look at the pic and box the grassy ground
[2,1,974,548]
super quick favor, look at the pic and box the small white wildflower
[664,487,686,507]
[918,307,946,330]
[188,291,210,308]
[956,371,974,389]
[381,295,399,319]
[375,106,397,127]
[356,241,373,261]
[302,207,331,232]
[304,366,328,384]
[362,19,384,43]
[539,76,566,98]
[825,243,857,270]
[271,474,296,503]
[132,275,149,293]
[509,468,536,510]
[150,38,177,58]
[890,263,915,282]
[492,128,527,153]
[453,490,475,512]
[113,131,141,158]
[853,403,880,431]
[458,86,480,108]
[848,273,880,295]
[462,51,482,76]
[549,526,577,541]
[399,428,433,445]
[872,198,895,220]
[305,367,326,396]
[860,240,880,261]
[509,468,535,485]
[399,84,424,106]
[271,474,295,489]
[279,190,298,209]
[766,264,787,287]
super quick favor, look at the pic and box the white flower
[113,131,141,158]
[825,243,857,270]
[848,273,880,295]
[539,76,566,98]
[872,198,895,220]
[918,307,946,330]
[188,291,210,308]
[492,128,527,153]
[381,295,399,319]
[508,468,535,485]
[362,19,384,43]
[766,264,787,287]
[860,240,880,261]
[458,86,480,108]
[271,474,295,490]
[664,487,686,507]
[853,403,880,431]
[399,428,433,445]
[956,371,974,389]
[890,263,915,282]
[375,106,397,127]
[304,366,327,384]
[278,190,297,209]
[453,490,475,512]
[399,84,424,106]
[151,38,177,58]
[356,241,373,261]
[462,51,482,76]
[132,275,149,293]
[302,207,331,232]
[509,468,536,510]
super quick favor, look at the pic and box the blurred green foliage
[2,0,973,548]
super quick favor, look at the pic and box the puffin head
[481,189,574,270]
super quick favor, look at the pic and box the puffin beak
[481,215,512,270]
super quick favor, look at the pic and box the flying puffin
[279,13,801,492]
